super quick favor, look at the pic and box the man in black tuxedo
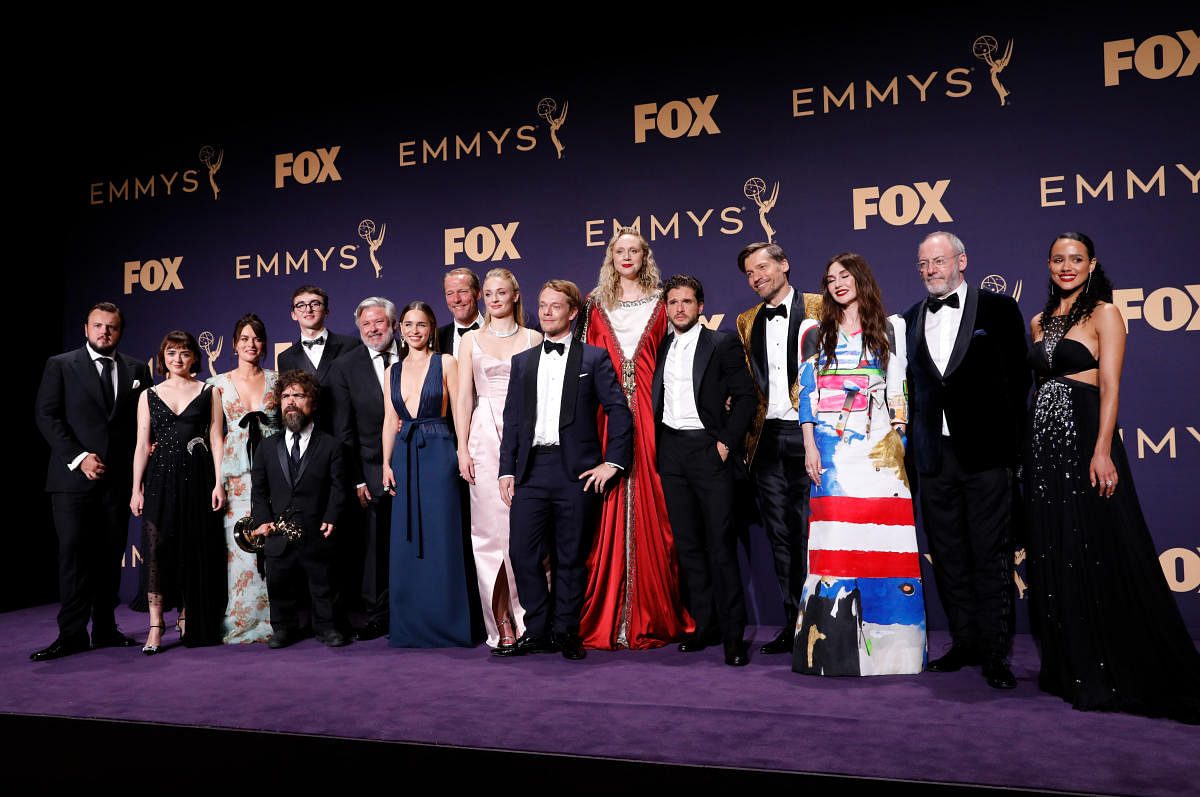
[437,267,482,359]
[251,370,347,648]
[734,243,822,654]
[901,231,1029,689]
[326,297,400,641]
[276,285,358,432]
[32,302,151,661]
[495,280,633,661]
[653,275,757,667]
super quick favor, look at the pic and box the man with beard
[33,302,151,661]
[326,297,401,641]
[250,370,347,648]
[653,275,757,666]
[734,243,823,655]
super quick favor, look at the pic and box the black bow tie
[543,340,565,356]
[457,322,480,337]
[302,337,326,349]
[763,304,787,321]
[926,293,961,313]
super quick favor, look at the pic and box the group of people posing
[32,228,1200,724]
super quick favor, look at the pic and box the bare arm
[208,386,226,511]
[381,363,398,493]
[1091,304,1125,498]
[454,332,477,482]
[130,391,151,515]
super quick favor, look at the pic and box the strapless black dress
[1025,315,1200,723]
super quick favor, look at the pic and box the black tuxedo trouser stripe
[919,438,1015,656]
[659,429,747,639]
[51,490,128,638]
[751,421,809,618]
[508,448,599,637]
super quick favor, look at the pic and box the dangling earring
[1085,270,1093,293]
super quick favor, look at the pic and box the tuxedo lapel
[559,341,582,429]
[522,348,540,441]
[786,291,802,384]
[276,434,294,489]
[73,348,107,415]
[749,308,768,395]
[692,328,715,406]
[944,285,978,377]
[651,333,671,420]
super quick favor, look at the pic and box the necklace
[617,295,653,308]
[486,323,519,338]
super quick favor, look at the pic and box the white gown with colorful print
[791,316,926,676]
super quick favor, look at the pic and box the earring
[1085,271,1093,293]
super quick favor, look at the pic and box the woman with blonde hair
[575,227,691,649]
[455,269,542,649]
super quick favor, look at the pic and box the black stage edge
[2,713,1083,795]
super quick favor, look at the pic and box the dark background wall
[11,10,1198,632]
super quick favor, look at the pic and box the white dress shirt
[663,325,703,431]
[923,280,968,435]
[288,422,315,460]
[450,317,481,358]
[371,342,401,390]
[69,342,121,471]
[300,329,329,368]
[533,334,571,446]
[764,286,798,422]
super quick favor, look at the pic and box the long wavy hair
[817,253,890,373]
[481,267,526,329]
[1038,232,1114,333]
[592,226,662,310]
[397,300,439,360]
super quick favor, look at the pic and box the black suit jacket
[34,346,151,495]
[277,331,358,431]
[901,284,1030,475]
[651,327,757,456]
[326,344,387,494]
[499,341,633,484]
[250,428,345,557]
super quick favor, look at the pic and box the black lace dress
[1026,315,1200,723]
[142,386,227,646]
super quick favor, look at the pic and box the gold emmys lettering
[973,35,1014,106]
[358,219,386,279]
[1038,163,1199,207]
[397,99,567,168]
[744,177,779,243]
[584,208,743,246]
[234,245,360,280]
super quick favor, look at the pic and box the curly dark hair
[817,253,890,373]
[275,369,321,410]
[1038,232,1114,333]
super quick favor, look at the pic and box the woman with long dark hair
[792,253,925,676]
[1026,232,1200,722]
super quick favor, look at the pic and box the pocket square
[972,329,987,337]
[579,373,589,378]
[132,379,141,389]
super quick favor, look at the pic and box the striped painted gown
[791,316,926,676]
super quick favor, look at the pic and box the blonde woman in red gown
[576,227,692,649]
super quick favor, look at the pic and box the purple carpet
[3,604,1195,794]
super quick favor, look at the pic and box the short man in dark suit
[437,267,482,359]
[901,231,1030,689]
[734,243,822,654]
[495,280,633,660]
[276,285,358,431]
[326,297,400,641]
[653,275,757,666]
[32,302,151,660]
[251,369,347,648]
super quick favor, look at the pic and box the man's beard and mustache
[361,330,394,354]
[283,406,311,433]
[90,339,118,356]
[672,317,699,335]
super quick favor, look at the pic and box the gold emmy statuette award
[358,219,386,279]
[232,511,304,554]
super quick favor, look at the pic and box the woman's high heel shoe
[497,617,516,648]
[143,624,166,656]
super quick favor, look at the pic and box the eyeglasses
[293,300,326,312]
[916,255,960,270]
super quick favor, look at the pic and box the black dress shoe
[317,630,349,648]
[759,626,794,655]
[555,633,586,660]
[92,628,139,648]
[352,621,387,641]
[983,656,1017,689]
[492,632,556,657]
[678,630,721,653]
[724,639,750,667]
[268,627,298,650]
[927,644,980,673]
[30,635,90,662]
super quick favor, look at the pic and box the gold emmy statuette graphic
[973,35,1013,106]
[537,97,568,159]
[744,177,779,243]
[232,512,304,554]
[358,219,386,279]
[199,145,224,199]
[981,274,1022,302]
[198,331,223,378]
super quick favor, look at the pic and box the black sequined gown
[1026,315,1200,723]
[142,385,227,646]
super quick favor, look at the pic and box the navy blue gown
[388,355,475,647]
